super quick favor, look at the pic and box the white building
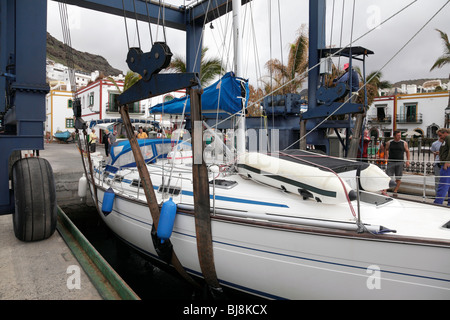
[366,91,449,140]
[379,80,450,96]
[45,86,74,139]
[46,59,98,91]
[77,77,187,133]
[45,58,189,139]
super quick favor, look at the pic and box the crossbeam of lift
[58,0,251,73]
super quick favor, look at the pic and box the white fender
[78,173,88,198]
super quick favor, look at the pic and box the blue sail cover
[148,72,249,118]
[89,118,159,129]
[109,138,174,168]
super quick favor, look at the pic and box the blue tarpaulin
[148,72,249,118]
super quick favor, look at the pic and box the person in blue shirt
[434,128,450,206]
[334,63,360,92]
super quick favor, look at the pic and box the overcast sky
[47,0,450,87]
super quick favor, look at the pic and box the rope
[58,1,77,94]
[338,0,345,69]
[282,0,448,150]
[145,0,154,46]
[122,0,130,49]
[132,0,141,48]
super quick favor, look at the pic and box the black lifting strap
[190,87,224,297]
[119,104,200,290]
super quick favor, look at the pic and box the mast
[233,0,246,158]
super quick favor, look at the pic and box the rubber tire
[12,158,57,241]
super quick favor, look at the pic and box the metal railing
[396,113,423,123]
[367,115,392,124]
[365,136,437,175]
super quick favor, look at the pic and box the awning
[88,118,160,130]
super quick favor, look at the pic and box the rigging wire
[329,0,336,49]
[268,0,274,131]
[58,1,77,94]
[283,0,449,151]
[145,0,154,46]
[350,0,356,49]
[338,0,345,70]
[249,0,419,114]
[277,0,285,88]
[132,0,142,48]
[204,0,421,146]
[156,0,168,43]
[122,0,131,49]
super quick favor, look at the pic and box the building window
[107,92,140,113]
[405,103,417,122]
[397,102,422,123]
[89,93,94,106]
[375,104,387,121]
[427,124,439,139]
[108,93,120,112]
[164,94,174,102]
[66,118,74,128]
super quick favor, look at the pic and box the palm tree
[430,28,450,111]
[107,71,142,136]
[107,70,141,93]
[366,70,392,92]
[357,70,392,106]
[168,47,225,87]
[262,25,309,95]
[108,70,141,111]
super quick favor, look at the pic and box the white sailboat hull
[91,178,450,299]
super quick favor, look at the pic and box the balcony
[396,113,423,124]
[367,114,392,124]
[106,101,143,114]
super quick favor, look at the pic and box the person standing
[89,129,98,152]
[385,130,411,197]
[108,130,117,156]
[103,129,110,157]
[357,129,370,162]
[137,127,148,139]
[431,133,444,194]
[434,128,450,206]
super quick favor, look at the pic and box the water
[60,203,260,300]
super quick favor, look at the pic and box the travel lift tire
[12,157,57,242]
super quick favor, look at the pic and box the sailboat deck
[273,150,369,173]
[93,154,450,244]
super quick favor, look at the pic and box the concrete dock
[0,141,138,300]
[36,142,97,207]
[0,214,102,300]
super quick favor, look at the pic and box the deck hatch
[209,179,238,189]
